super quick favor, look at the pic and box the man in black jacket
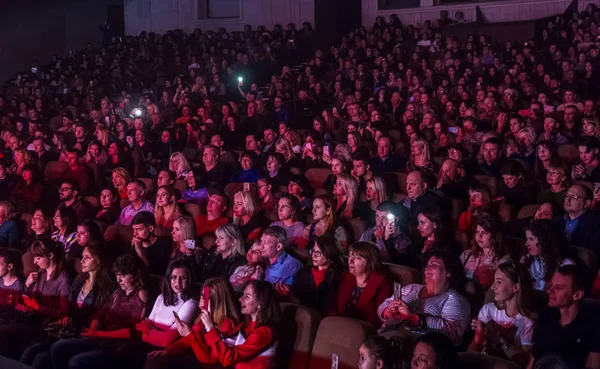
[403,170,445,224]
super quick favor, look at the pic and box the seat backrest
[309,317,377,369]
[138,178,156,193]
[517,204,539,219]
[224,183,244,203]
[183,202,202,218]
[173,179,187,195]
[446,197,464,224]
[558,144,579,165]
[305,168,332,190]
[384,263,422,285]
[569,245,598,273]
[22,251,36,277]
[459,352,520,369]
[84,162,103,192]
[84,196,100,211]
[348,219,369,244]
[498,203,514,222]
[276,303,321,369]
[473,175,499,197]
[44,161,68,183]
[389,172,407,195]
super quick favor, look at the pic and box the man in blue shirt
[259,226,302,286]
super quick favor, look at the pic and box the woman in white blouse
[468,262,536,368]
[378,250,471,346]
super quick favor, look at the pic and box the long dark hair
[113,253,147,291]
[469,215,508,260]
[522,220,565,282]
[418,205,451,247]
[246,280,280,328]
[496,261,538,319]
[163,260,195,307]
[77,243,116,309]
[55,206,77,235]
[314,235,344,271]
[79,220,104,246]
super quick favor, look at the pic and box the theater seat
[458,352,520,369]
[276,303,321,369]
[473,175,499,197]
[138,178,156,193]
[309,317,377,369]
[558,144,579,165]
[22,251,36,277]
[517,204,539,219]
[347,219,369,244]
[384,263,422,285]
[44,161,68,184]
[224,183,244,202]
[305,168,332,190]
[173,179,187,195]
[569,245,598,273]
[498,203,514,222]
[388,172,407,195]
[183,202,202,218]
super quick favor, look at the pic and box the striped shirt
[377,283,470,345]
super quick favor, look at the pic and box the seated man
[130,211,172,276]
[116,180,154,226]
[403,170,445,224]
[370,135,405,177]
[258,226,302,286]
[351,151,373,192]
[478,137,506,180]
[57,180,90,219]
[201,145,230,188]
[436,159,474,205]
[63,149,93,195]
[195,190,229,237]
[359,201,411,265]
[553,184,600,255]
[529,265,600,369]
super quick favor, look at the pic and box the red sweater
[329,271,392,328]
[205,320,276,369]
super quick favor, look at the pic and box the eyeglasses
[58,187,73,192]
[309,249,322,257]
[546,171,562,176]
[565,193,587,200]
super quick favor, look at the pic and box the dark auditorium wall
[0,0,121,88]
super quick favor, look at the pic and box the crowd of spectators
[0,3,599,369]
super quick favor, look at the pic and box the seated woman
[406,137,438,174]
[0,239,70,358]
[378,250,471,346]
[537,159,570,210]
[298,195,349,251]
[460,215,511,289]
[169,152,191,180]
[12,148,33,176]
[411,332,458,369]
[181,169,207,207]
[284,235,343,315]
[457,183,494,233]
[514,127,537,166]
[265,152,289,188]
[333,173,359,221]
[154,186,183,233]
[416,206,462,269]
[355,177,388,227]
[49,254,148,369]
[145,277,243,369]
[111,167,132,199]
[198,224,246,282]
[288,175,313,216]
[533,141,561,182]
[232,191,264,242]
[323,154,349,191]
[521,220,574,291]
[270,194,306,247]
[11,164,44,213]
[20,243,116,369]
[497,160,535,212]
[96,187,121,225]
[21,209,53,251]
[0,248,24,310]
[85,140,107,166]
[572,136,600,182]
[330,241,392,328]
[468,262,536,367]
[106,142,133,174]
[51,207,80,258]
[0,201,19,249]
[256,177,278,213]
[229,243,265,292]
[230,151,261,184]
[275,137,303,170]
[169,217,205,275]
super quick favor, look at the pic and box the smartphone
[172,311,181,323]
[323,146,330,157]
[448,126,459,134]
[105,116,110,123]
[331,353,339,369]
[31,67,37,74]
[409,96,415,102]
[394,282,402,299]
[244,182,250,192]
[305,142,312,151]
[201,287,210,310]
[387,213,395,226]
[594,183,600,191]
[184,239,196,250]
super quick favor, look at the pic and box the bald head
[406,171,427,199]
[440,159,460,182]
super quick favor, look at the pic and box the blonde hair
[169,152,191,178]
[583,115,600,139]
[336,173,359,219]
[410,137,432,163]
[96,126,110,147]
[170,216,196,258]
[0,201,14,220]
[154,186,179,227]
[517,127,537,146]
[112,167,132,190]
[215,224,246,257]
[367,177,388,203]
[275,138,294,161]
[13,148,32,167]
[233,191,257,224]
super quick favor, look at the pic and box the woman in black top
[283,235,343,314]
[96,187,121,226]
[198,224,246,282]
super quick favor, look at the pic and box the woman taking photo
[460,215,511,289]
[270,194,306,247]
[195,280,279,369]
[51,207,79,258]
[468,262,536,367]
[331,241,392,328]
[333,173,359,221]
[169,217,204,273]
[232,191,264,242]
[199,224,246,282]
[379,250,470,346]
[406,138,438,174]
[154,186,183,233]
[298,196,349,251]
[50,254,148,369]
[284,235,343,315]
[96,187,121,225]
[145,277,242,369]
